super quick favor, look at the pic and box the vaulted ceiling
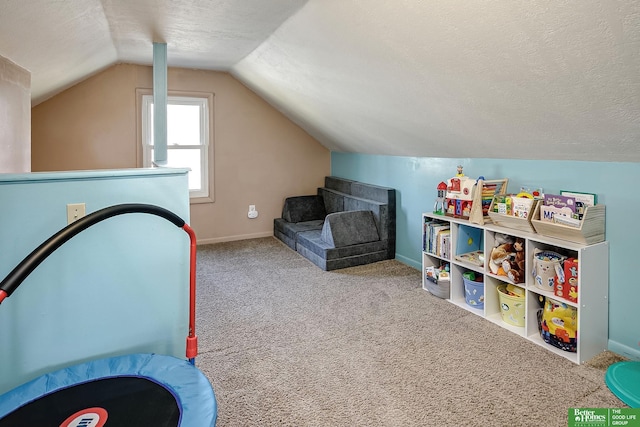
[1,0,639,161]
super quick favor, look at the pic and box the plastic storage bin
[463,273,484,309]
[497,284,525,327]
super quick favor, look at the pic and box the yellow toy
[539,297,577,352]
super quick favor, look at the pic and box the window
[139,91,213,201]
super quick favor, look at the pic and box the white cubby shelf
[422,212,609,364]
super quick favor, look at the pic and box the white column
[153,42,167,166]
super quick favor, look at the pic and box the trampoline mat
[0,376,180,427]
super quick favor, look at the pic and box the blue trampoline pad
[0,353,217,426]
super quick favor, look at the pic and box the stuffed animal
[495,233,515,246]
[489,241,515,276]
[502,237,525,283]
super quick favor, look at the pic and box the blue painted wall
[332,152,640,361]
[0,168,191,394]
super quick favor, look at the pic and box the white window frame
[137,89,214,203]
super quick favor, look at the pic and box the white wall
[0,55,30,173]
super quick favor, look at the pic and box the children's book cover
[560,190,597,207]
[544,194,576,212]
[456,226,483,255]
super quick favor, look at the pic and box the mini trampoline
[0,204,217,427]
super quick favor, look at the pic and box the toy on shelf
[532,249,566,292]
[434,181,447,214]
[555,257,578,303]
[488,234,525,283]
[443,166,508,225]
[537,296,577,352]
[480,181,507,215]
[502,237,525,284]
[519,185,544,199]
[444,167,476,219]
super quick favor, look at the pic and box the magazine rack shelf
[422,212,609,364]
[486,199,540,234]
[531,204,606,245]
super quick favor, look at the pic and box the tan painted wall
[32,64,330,243]
[0,55,31,173]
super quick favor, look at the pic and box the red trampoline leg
[182,224,198,364]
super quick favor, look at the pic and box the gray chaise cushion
[274,218,325,248]
[282,195,326,223]
[321,210,380,247]
[296,231,388,270]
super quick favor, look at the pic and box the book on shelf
[454,250,484,267]
[540,204,575,224]
[540,193,595,225]
[560,190,597,220]
[544,194,577,213]
[560,190,597,207]
[435,228,450,258]
[511,196,535,219]
[423,218,443,251]
[424,266,438,284]
[456,226,482,254]
[440,232,450,259]
[424,264,450,284]
[424,220,450,256]
[422,218,437,251]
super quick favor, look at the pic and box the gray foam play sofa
[274,176,396,270]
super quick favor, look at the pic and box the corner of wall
[608,340,640,362]
[0,54,31,173]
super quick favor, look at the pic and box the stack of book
[539,191,597,228]
[423,219,450,259]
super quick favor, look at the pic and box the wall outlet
[248,205,258,219]
[67,203,86,224]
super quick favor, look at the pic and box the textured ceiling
[1,0,639,161]
[0,0,308,103]
[233,1,640,161]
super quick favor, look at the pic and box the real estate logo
[571,409,608,426]
[568,408,640,427]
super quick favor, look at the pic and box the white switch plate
[67,203,86,224]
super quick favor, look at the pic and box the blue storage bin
[464,276,484,309]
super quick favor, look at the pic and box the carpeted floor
[195,237,626,427]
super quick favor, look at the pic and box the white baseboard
[197,231,273,246]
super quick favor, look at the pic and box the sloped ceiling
[1,0,639,161]
[0,0,308,103]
